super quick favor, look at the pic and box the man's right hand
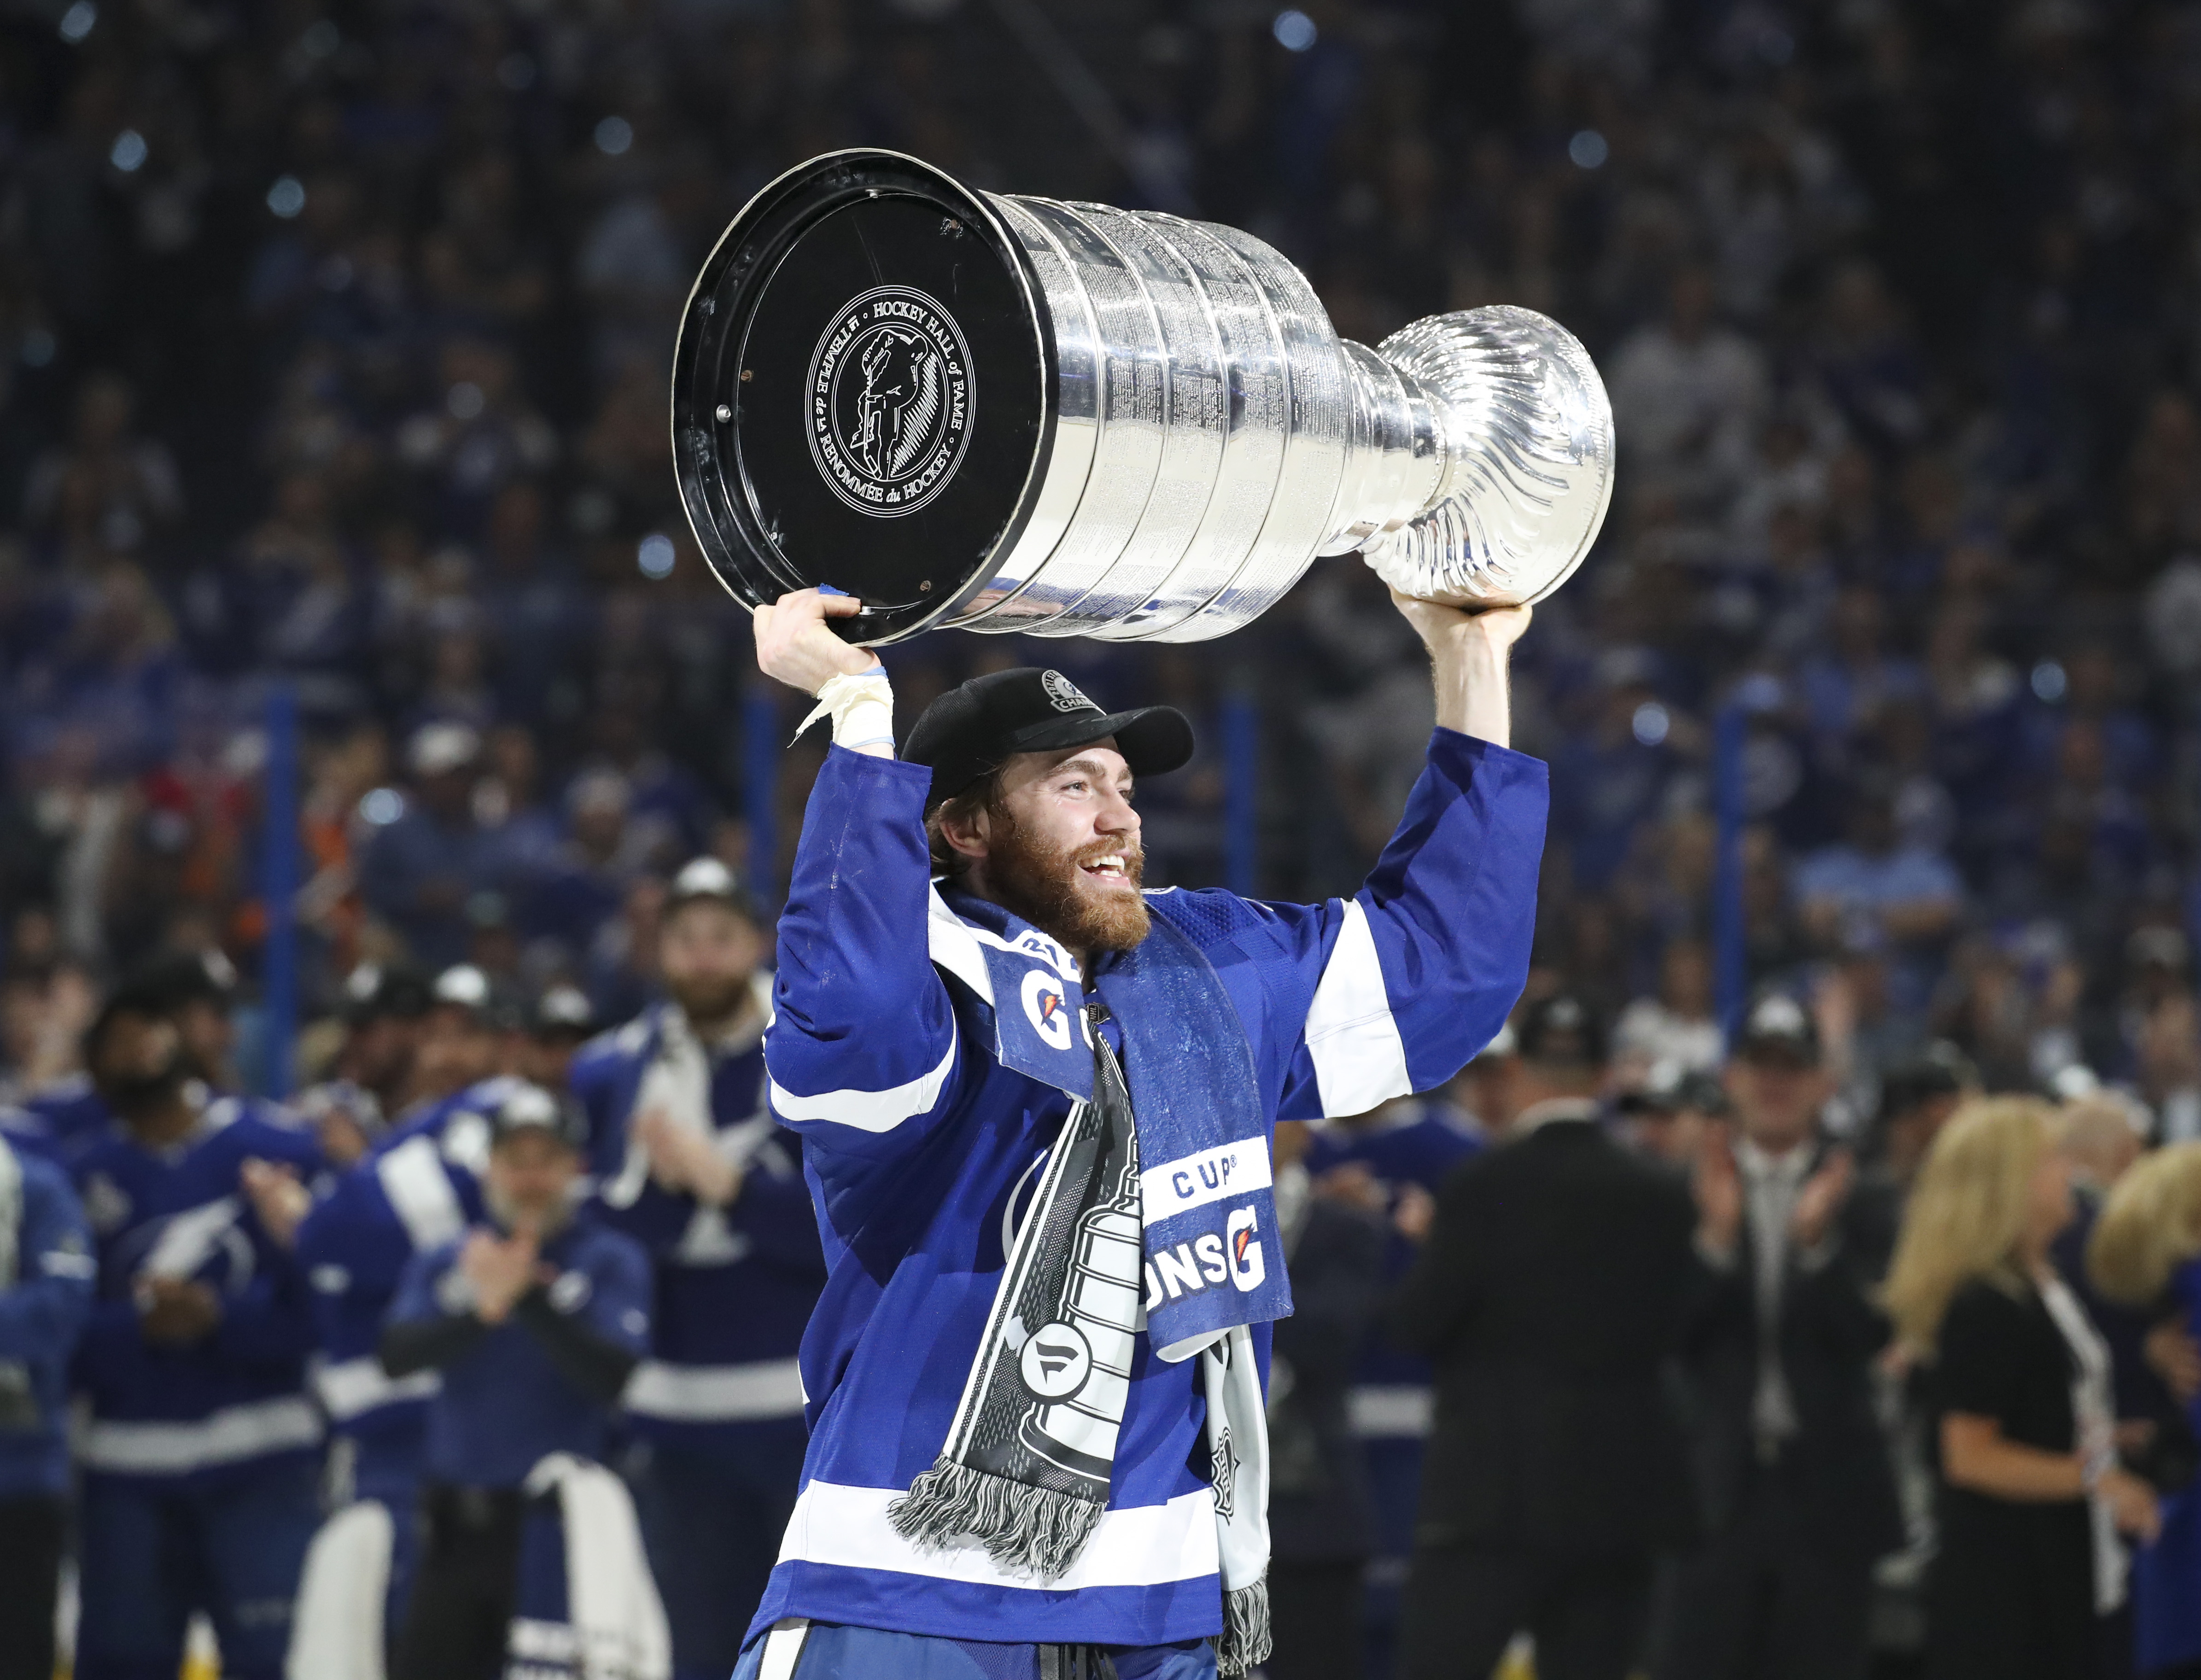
[753,589,879,697]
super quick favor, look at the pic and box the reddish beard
[984,813,1150,954]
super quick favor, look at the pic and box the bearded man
[739,585,1547,1680]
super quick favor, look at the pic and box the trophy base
[673,153,1055,644]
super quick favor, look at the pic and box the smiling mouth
[1079,855,1132,886]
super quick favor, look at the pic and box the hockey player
[380,1082,653,1680]
[0,1106,94,1680]
[573,856,827,1680]
[737,587,1546,1680]
[68,984,329,1680]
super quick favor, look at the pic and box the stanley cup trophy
[672,150,1616,645]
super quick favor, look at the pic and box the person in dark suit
[1655,992,1905,1680]
[1390,992,1700,1680]
[1267,1117,1389,1680]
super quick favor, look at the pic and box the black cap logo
[1040,670,1095,714]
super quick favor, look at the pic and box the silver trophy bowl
[673,151,1614,645]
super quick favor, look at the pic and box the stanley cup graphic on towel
[888,1027,1144,1576]
[1017,1146,1143,1482]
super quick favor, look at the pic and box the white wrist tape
[796,664,893,752]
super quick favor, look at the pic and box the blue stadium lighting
[1569,129,1609,170]
[1272,10,1316,52]
[2031,659,2067,703]
[358,787,406,826]
[109,129,146,173]
[267,175,306,218]
[1632,701,1670,747]
[58,1,95,43]
[638,533,677,579]
[595,116,634,157]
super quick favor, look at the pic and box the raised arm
[754,590,965,1158]
[1276,597,1547,1119]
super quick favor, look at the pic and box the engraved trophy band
[672,150,1616,645]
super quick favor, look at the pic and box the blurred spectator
[2089,1143,2201,1679]
[359,724,495,972]
[1393,993,1699,1680]
[1657,992,1902,1680]
[1613,937,1723,1081]
[292,962,432,1165]
[1884,1101,2161,1680]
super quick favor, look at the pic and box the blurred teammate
[293,963,432,1167]
[574,857,825,1680]
[68,982,327,1680]
[381,1083,653,1680]
[0,1107,94,1680]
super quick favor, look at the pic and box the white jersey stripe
[78,1395,324,1475]
[1303,899,1412,1118]
[315,1354,440,1422]
[622,1357,806,1422]
[768,1026,957,1134]
[777,1480,1219,1590]
[375,1136,466,1253]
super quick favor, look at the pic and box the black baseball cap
[1734,991,1820,1067]
[343,962,432,1025]
[665,856,759,921]
[1879,1041,1976,1119]
[903,668,1194,811]
[529,984,596,1042]
[1514,992,1608,1069]
[487,1081,587,1150]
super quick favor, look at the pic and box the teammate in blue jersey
[0,1109,95,1680]
[1307,1085,1487,1680]
[67,984,329,1680]
[380,1081,652,1680]
[736,586,1547,1680]
[572,854,828,1680]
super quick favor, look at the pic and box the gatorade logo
[1226,1206,1265,1292]
[1021,968,1072,1051]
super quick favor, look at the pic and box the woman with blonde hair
[1884,1098,2161,1680]
[2090,1142,2201,1680]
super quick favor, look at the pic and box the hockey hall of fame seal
[805,285,976,518]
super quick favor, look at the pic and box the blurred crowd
[1,0,2201,1110]
[7,0,2201,1673]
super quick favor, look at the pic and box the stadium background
[6,0,2201,1672]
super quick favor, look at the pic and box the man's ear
[938,802,991,863]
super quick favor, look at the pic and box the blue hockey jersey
[571,990,827,1447]
[70,1095,328,1483]
[754,730,1547,1649]
[0,1123,95,1497]
[293,1079,503,1494]
[387,1216,653,1487]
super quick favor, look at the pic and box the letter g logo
[1224,1206,1265,1292]
[1021,969,1072,1051]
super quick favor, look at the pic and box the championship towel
[893,890,1280,1673]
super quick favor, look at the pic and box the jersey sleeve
[0,1161,94,1364]
[763,746,967,1159]
[1276,730,1547,1119]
